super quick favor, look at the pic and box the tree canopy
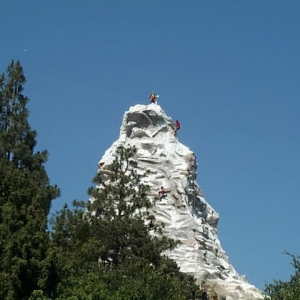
[50,145,198,299]
[263,253,300,300]
[0,60,60,300]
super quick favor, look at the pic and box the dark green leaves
[264,253,300,300]
[50,145,198,299]
[0,61,59,300]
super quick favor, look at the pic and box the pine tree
[0,60,60,299]
[86,145,178,267]
[50,145,198,299]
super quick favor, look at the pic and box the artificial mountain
[97,103,262,300]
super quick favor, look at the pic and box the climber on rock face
[173,120,181,136]
[158,186,166,199]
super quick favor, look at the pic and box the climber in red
[173,120,181,136]
[149,91,157,103]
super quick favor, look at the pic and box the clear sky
[1,0,300,291]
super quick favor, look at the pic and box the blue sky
[1,0,300,291]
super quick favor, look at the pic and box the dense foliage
[263,253,300,300]
[50,145,199,299]
[0,60,60,299]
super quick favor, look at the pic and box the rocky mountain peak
[98,103,262,300]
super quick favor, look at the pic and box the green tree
[0,60,60,300]
[264,253,300,300]
[87,146,177,268]
[50,145,198,299]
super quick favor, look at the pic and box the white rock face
[98,104,262,300]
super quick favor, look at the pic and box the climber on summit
[173,120,181,136]
[149,91,158,104]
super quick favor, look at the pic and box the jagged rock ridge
[98,104,262,300]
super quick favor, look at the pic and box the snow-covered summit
[98,103,262,300]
